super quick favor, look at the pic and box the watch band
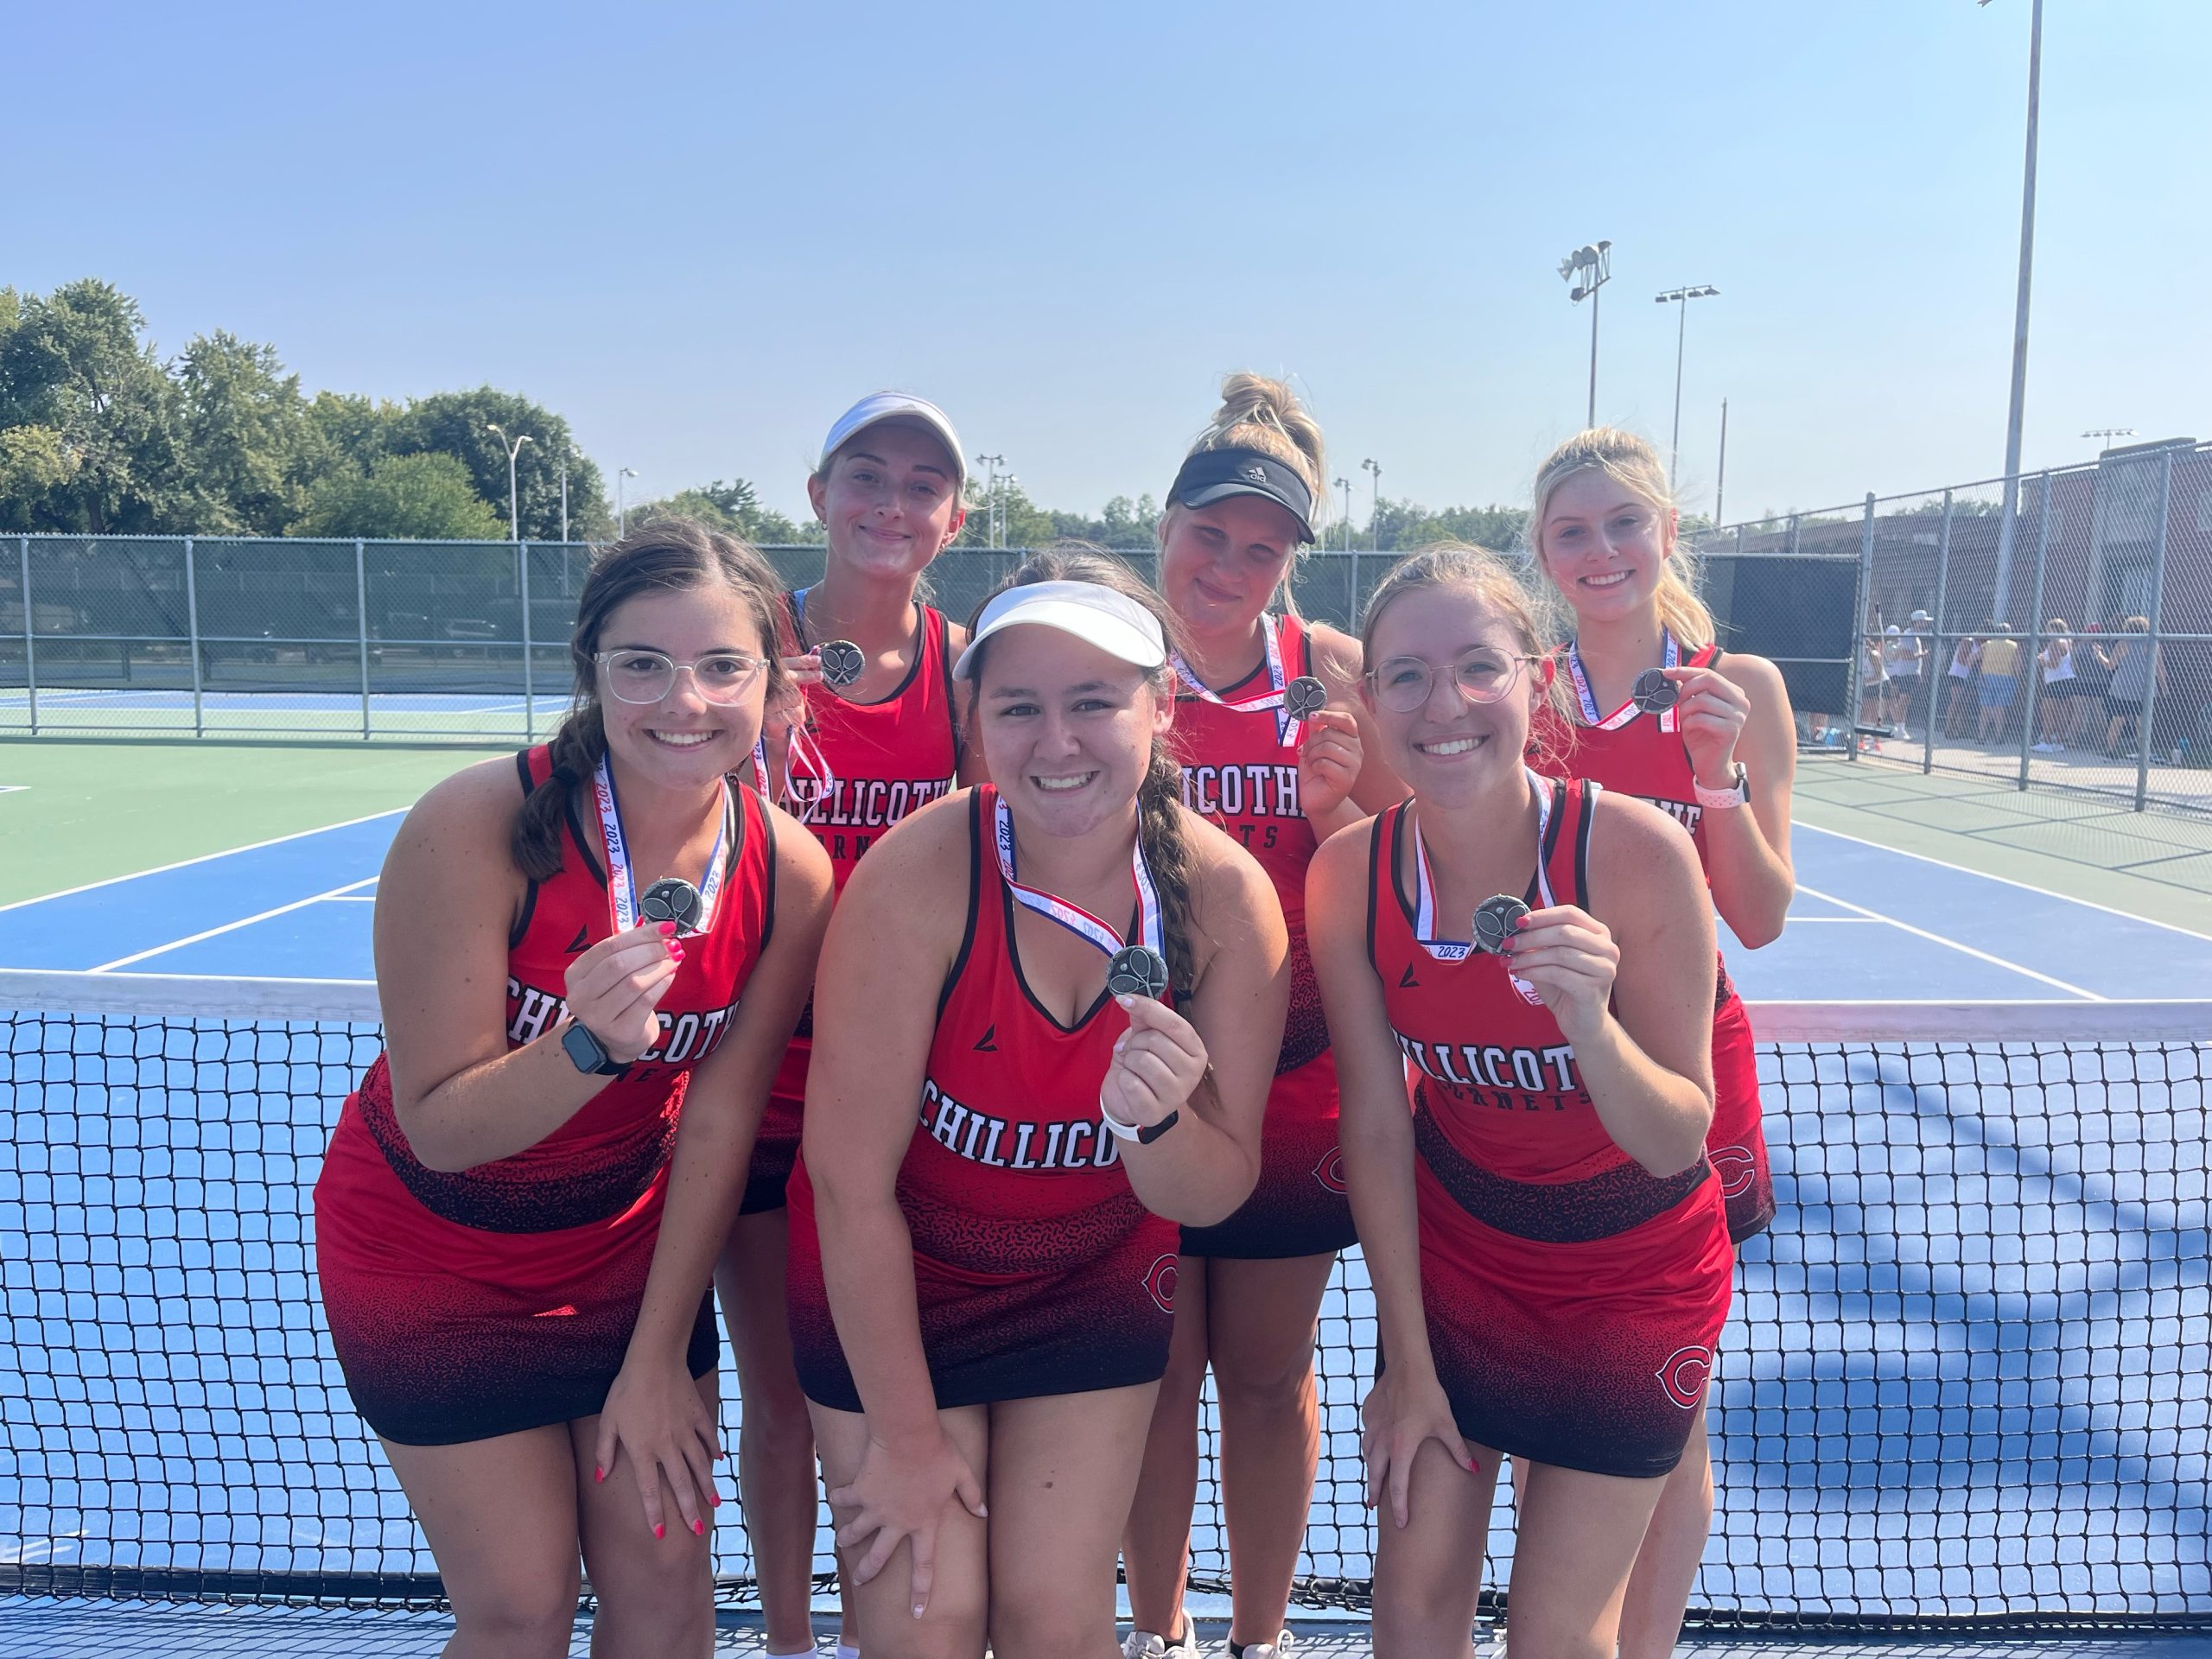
[1694,764,1749,811]
[561,1019,630,1077]
[1099,1100,1180,1146]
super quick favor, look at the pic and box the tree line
[2,278,1542,552]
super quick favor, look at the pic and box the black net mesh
[0,986,2204,1630]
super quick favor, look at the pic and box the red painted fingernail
[709,1491,721,1507]
[692,1517,706,1536]
[653,1522,666,1540]
[594,1465,605,1483]
[658,921,677,937]
[669,943,684,960]
[1513,914,1529,929]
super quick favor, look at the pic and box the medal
[594,755,729,937]
[1284,674,1329,723]
[993,793,1168,998]
[1471,894,1529,955]
[1566,630,1682,732]
[1172,615,1313,747]
[1630,667,1678,714]
[817,639,865,690]
[1106,944,1171,1001]
[640,876,703,933]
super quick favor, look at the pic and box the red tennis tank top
[1172,613,1328,1074]
[785,785,1177,1276]
[318,745,776,1281]
[1531,641,1725,861]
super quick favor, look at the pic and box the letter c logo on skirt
[1709,1145,1756,1198]
[1143,1254,1179,1314]
[1656,1345,1715,1409]
[1313,1149,1348,1195]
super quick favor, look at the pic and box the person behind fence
[1882,623,1914,741]
[1121,375,1404,1659]
[1975,621,2020,745]
[1945,630,1980,739]
[783,554,1291,1658]
[1858,626,1891,749]
[722,390,974,1659]
[313,521,835,1659]
[2035,619,2077,753]
[2097,616,2164,760]
[1898,610,1933,738]
[1519,426,1792,1659]
[1306,544,1732,1659]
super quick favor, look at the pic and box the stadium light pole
[1361,458,1382,549]
[617,467,638,538]
[1558,240,1612,428]
[1655,285,1719,481]
[485,424,532,541]
[2082,427,2136,452]
[1334,477,1352,552]
[975,454,1007,548]
[1984,0,2044,623]
[1714,397,1731,527]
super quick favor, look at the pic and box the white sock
[765,1647,817,1658]
[837,1645,861,1659]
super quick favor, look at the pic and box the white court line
[0,808,404,913]
[1794,882,2104,1001]
[1778,915,1878,922]
[90,877,379,973]
[1795,818,2212,943]
[325,893,378,902]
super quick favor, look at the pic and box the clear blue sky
[11,0,2205,527]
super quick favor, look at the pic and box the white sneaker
[1235,1635,1293,1659]
[1895,727,1911,741]
[1124,1622,1199,1659]
[2033,741,2056,753]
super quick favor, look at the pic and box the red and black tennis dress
[743,591,960,1216]
[1170,613,1354,1259]
[1531,634,1776,1243]
[1368,779,1733,1478]
[784,786,1181,1411]
[315,746,777,1446]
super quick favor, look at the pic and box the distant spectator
[1882,622,1918,740]
[2099,617,2166,759]
[1974,621,2020,744]
[1859,629,1891,748]
[1894,610,1932,738]
[1945,632,1981,738]
[2034,618,2078,752]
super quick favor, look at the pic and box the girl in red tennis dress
[720,392,969,1659]
[1307,545,1732,1659]
[786,553,1290,1656]
[1125,377,1404,1659]
[1524,428,1799,1659]
[315,522,832,1657]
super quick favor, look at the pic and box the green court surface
[0,741,489,908]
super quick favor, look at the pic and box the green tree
[175,330,322,535]
[307,390,404,474]
[629,478,813,544]
[289,451,505,539]
[388,387,609,540]
[0,278,187,532]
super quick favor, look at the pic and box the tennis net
[0,970,2205,1631]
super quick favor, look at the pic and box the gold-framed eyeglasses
[594,649,766,706]
[1365,648,1543,713]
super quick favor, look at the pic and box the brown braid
[963,544,1208,997]
[512,518,792,881]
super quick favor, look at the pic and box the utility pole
[1334,477,1352,552]
[618,467,637,538]
[1361,458,1382,549]
[1558,241,1613,427]
[486,423,533,540]
[975,454,1007,548]
[1986,0,2044,622]
[1655,285,1719,481]
[1714,398,1731,527]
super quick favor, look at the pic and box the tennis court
[0,744,2205,1656]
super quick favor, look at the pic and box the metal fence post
[18,537,35,735]
[1849,499,1873,760]
[183,536,205,737]
[2018,472,2053,791]
[519,540,535,743]
[2133,450,2176,812]
[356,539,372,740]
[1925,492,1953,774]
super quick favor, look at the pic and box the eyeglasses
[1364,647,1543,714]
[594,649,766,706]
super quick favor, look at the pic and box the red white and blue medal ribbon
[992,794,1164,963]
[1409,767,1555,1002]
[594,754,730,934]
[747,586,839,805]
[1566,629,1681,733]
[1172,614,1306,748]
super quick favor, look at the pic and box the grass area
[0,740,493,907]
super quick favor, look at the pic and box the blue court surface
[3,805,2209,998]
[1,809,2206,1651]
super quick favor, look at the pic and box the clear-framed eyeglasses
[1365,647,1544,714]
[594,649,767,706]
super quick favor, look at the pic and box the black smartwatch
[561,1020,629,1077]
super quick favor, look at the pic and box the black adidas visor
[1170,448,1317,545]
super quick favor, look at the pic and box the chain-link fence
[1688,438,2212,823]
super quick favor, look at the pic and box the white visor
[953,581,1168,682]
[817,391,967,491]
